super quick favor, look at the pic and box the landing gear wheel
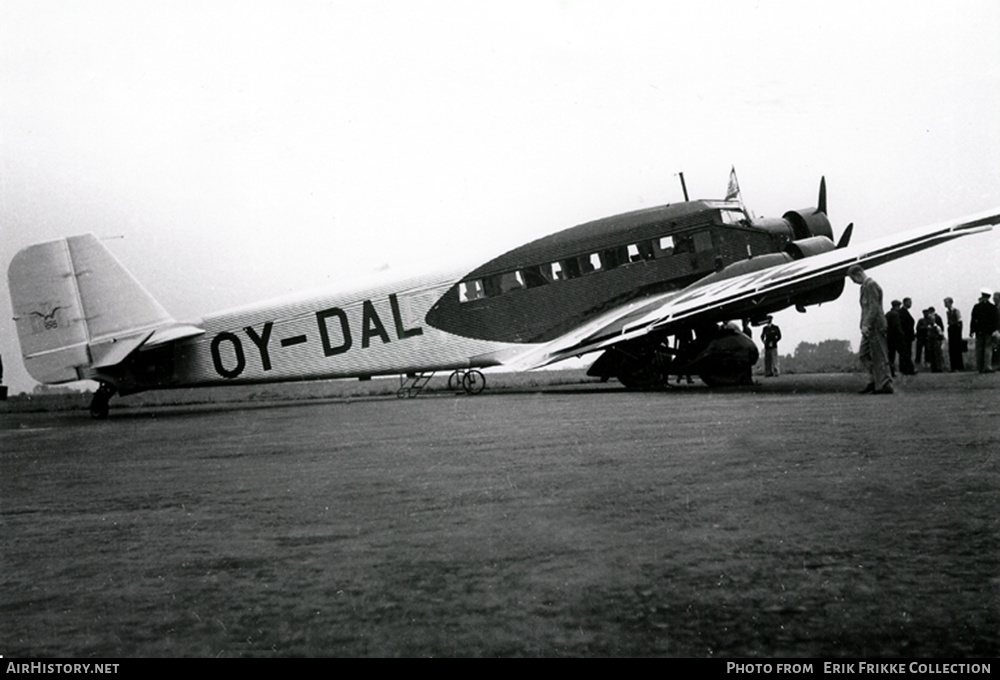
[616,367,664,390]
[461,369,486,395]
[699,369,753,387]
[89,384,116,419]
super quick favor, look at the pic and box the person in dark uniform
[915,310,929,367]
[886,300,904,377]
[848,265,893,394]
[924,308,944,372]
[761,317,781,377]
[673,327,694,384]
[993,292,1000,371]
[971,289,999,373]
[898,297,917,374]
[944,297,964,371]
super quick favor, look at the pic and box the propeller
[837,222,854,248]
[816,176,851,247]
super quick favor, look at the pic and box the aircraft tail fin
[8,234,175,384]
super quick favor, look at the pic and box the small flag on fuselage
[726,166,741,202]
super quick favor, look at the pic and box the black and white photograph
[1,0,998,659]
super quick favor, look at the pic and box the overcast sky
[2,1,999,393]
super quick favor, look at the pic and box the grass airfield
[1,370,998,657]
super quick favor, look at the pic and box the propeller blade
[817,176,827,215]
[837,222,854,248]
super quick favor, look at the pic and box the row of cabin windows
[458,231,714,302]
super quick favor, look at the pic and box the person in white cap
[970,289,998,373]
[847,264,893,394]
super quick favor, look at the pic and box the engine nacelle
[783,208,833,241]
[751,208,833,243]
[784,235,837,259]
[791,277,846,308]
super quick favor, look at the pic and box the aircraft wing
[504,207,1000,371]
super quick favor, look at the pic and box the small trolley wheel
[447,369,464,391]
[461,369,486,395]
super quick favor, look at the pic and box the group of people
[971,289,1000,373]
[884,298,959,375]
[849,264,1000,395]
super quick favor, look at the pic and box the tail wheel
[461,369,486,395]
[89,383,116,419]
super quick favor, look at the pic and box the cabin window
[636,240,655,260]
[459,280,485,302]
[597,248,618,270]
[522,265,550,288]
[657,235,675,255]
[482,274,503,297]
[693,231,713,252]
[559,257,581,280]
[580,253,602,274]
[500,271,526,294]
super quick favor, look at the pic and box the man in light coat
[848,265,893,394]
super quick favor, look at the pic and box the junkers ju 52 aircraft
[8,173,1000,418]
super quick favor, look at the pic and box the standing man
[993,292,1000,371]
[847,265,893,394]
[924,308,944,372]
[971,289,998,373]
[761,316,782,377]
[915,310,930,368]
[886,300,904,377]
[944,297,964,371]
[898,297,917,374]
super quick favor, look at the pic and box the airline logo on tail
[25,304,67,333]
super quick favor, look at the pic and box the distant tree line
[775,340,859,374]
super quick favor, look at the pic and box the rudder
[8,234,173,384]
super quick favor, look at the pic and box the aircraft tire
[616,368,664,391]
[88,384,115,419]
[699,370,753,387]
[89,394,110,419]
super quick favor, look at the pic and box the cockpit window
[719,208,748,225]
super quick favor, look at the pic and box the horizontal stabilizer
[142,324,205,349]
[91,332,152,369]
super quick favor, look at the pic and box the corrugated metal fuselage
[96,200,793,393]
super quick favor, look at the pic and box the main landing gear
[89,383,117,419]
[447,369,486,395]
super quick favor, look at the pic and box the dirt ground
[1,372,998,657]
